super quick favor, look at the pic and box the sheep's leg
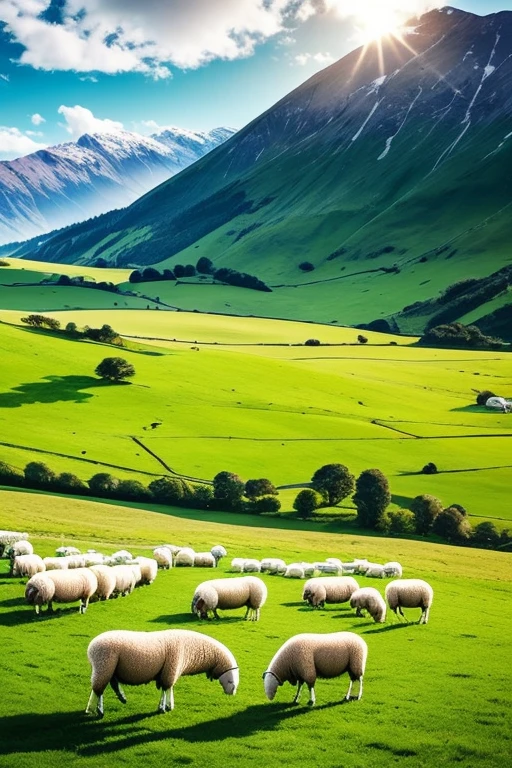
[356,676,363,700]
[47,601,53,613]
[158,690,167,713]
[292,682,304,704]
[110,676,127,704]
[213,609,220,620]
[355,607,363,617]
[82,597,90,614]
[35,605,40,615]
[307,685,316,707]
[166,687,174,711]
[244,606,250,621]
[86,690,104,718]
[345,679,354,700]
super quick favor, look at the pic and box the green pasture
[1,491,511,768]
[0,314,510,528]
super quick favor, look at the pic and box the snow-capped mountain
[0,127,235,244]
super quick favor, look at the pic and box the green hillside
[1,312,510,528]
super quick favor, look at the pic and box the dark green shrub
[311,463,355,506]
[245,478,277,500]
[410,494,443,535]
[88,473,119,496]
[148,477,186,504]
[472,522,500,549]
[95,357,135,381]
[353,469,391,529]
[56,473,88,492]
[293,488,322,519]
[24,461,56,488]
[298,262,315,272]
[380,508,416,535]
[116,479,150,500]
[0,461,24,487]
[213,471,245,511]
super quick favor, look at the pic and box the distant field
[0,313,510,527]
[1,491,511,768]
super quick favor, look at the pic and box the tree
[24,461,56,488]
[357,334,368,344]
[95,357,135,382]
[305,339,321,346]
[244,478,277,500]
[433,507,472,543]
[183,264,197,277]
[94,258,108,268]
[252,495,281,514]
[65,321,81,337]
[311,463,355,506]
[88,473,119,496]
[116,479,149,500]
[162,269,176,281]
[21,314,60,331]
[197,257,214,274]
[213,471,245,511]
[85,324,119,343]
[380,508,415,535]
[298,262,315,272]
[142,267,162,282]
[57,274,72,286]
[56,472,88,493]
[353,469,391,529]
[148,477,186,505]
[173,264,185,278]
[421,462,438,475]
[472,522,500,549]
[410,494,443,535]
[0,461,24,487]
[129,270,142,283]
[293,489,322,519]
[192,484,214,509]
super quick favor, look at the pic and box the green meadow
[1,491,511,768]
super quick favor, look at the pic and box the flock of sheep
[2,529,434,714]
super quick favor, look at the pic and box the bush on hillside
[476,390,496,406]
[293,488,322,519]
[95,357,135,382]
[249,495,281,514]
[421,462,438,475]
[472,522,500,549]
[213,471,245,511]
[311,463,355,506]
[191,484,214,509]
[0,259,10,266]
[244,478,278,500]
[56,472,88,493]
[433,507,472,543]
[129,270,142,283]
[85,324,120,344]
[380,508,416,535]
[410,494,443,535]
[173,264,185,278]
[115,479,150,501]
[0,461,24,487]
[418,323,503,350]
[21,314,61,331]
[24,461,56,488]
[305,339,321,346]
[196,257,214,274]
[88,473,119,496]
[148,477,187,505]
[357,335,368,344]
[353,469,391,529]
[298,262,315,272]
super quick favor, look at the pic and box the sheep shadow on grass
[0,604,81,626]
[149,612,251,625]
[361,623,413,635]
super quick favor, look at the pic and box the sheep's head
[218,666,239,696]
[262,670,281,700]
[192,596,208,619]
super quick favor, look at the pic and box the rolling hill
[5,7,512,333]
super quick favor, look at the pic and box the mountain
[0,127,235,245]
[7,7,512,331]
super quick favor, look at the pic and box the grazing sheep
[385,579,434,624]
[260,558,287,575]
[230,558,245,573]
[85,629,239,717]
[314,562,343,576]
[110,565,137,597]
[65,555,87,569]
[175,547,195,567]
[12,554,45,579]
[135,557,158,585]
[129,563,143,587]
[353,559,370,574]
[162,544,181,556]
[0,531,29,557]
[192,576,268,621]
[153,547,173,569]
[383,562,402,578]
[364,564,385,579]
[350,587,386,623]
[263,632,368,706]
[326,557,343,569]
[8,540,33,559]
[194,552,216,568]
[56,546,80,557]
[302,563,317,578]
[83,552,104,567]
[110,550,133,564]
[242,559,261,573]
[211,545,227,565]
[285,564,305,579]
[303,577,359,609]
[25,568,97,614]
[43,557,69,571]
[90,565,116,600]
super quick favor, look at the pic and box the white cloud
[0,126,47,160]
[294,51,334,66]
[25,129,43,136]
[31,112,45,125]
[57,105,124,139]
[0,0,314,76]
[79,75,99,83]
[0,73,9,82]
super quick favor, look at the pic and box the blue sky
[0,1,511,159]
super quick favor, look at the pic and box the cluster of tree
[211,472,280,513]
[95,357,135,382]
[427,268,511,327]
[213,267,271,292]
[0,259,9,267]
[129,266,188,283]
[20,315,124,348]
[128,257,270,292]
[418,323,503,350]
[55,274,120,293]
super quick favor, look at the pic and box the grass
[1,490,511,768]
[0,313,510,528]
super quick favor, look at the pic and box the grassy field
[1,491,511,768]
[0,311,510,528]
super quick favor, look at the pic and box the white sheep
[161,544,182,556]
[314,562,343,576]
[90,565,116,600]
[0,530,29,557]
[260,558,287,575]
[134,557,158,585]
[284,563,305,579]
[85,629,239,717]
[211,545,227,565]
[230,558,245,573]
[350,587,386,623]
[302,576,359,609]
[83,552,105,567]
[383,562,403,578]
[110,550,133,564]
[263,632,368,706]
[129,562,142,586]
[364,564,385,579]
[174,547,195,567]
[43,557,69,571]
[12,554,45,579]
[326,557,343,569]
[56,546,81,557]
[153,547,173,569]
[242,559,261,573]
[110,565,137,596]
[194,552,216,568]
[25,568,97,614]
[8,540,33,559]
[302,563,317,578]
[192,576,268,621]
[385,579,434,624]
[65,555,87,569]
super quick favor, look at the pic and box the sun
[328,1,424,44]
